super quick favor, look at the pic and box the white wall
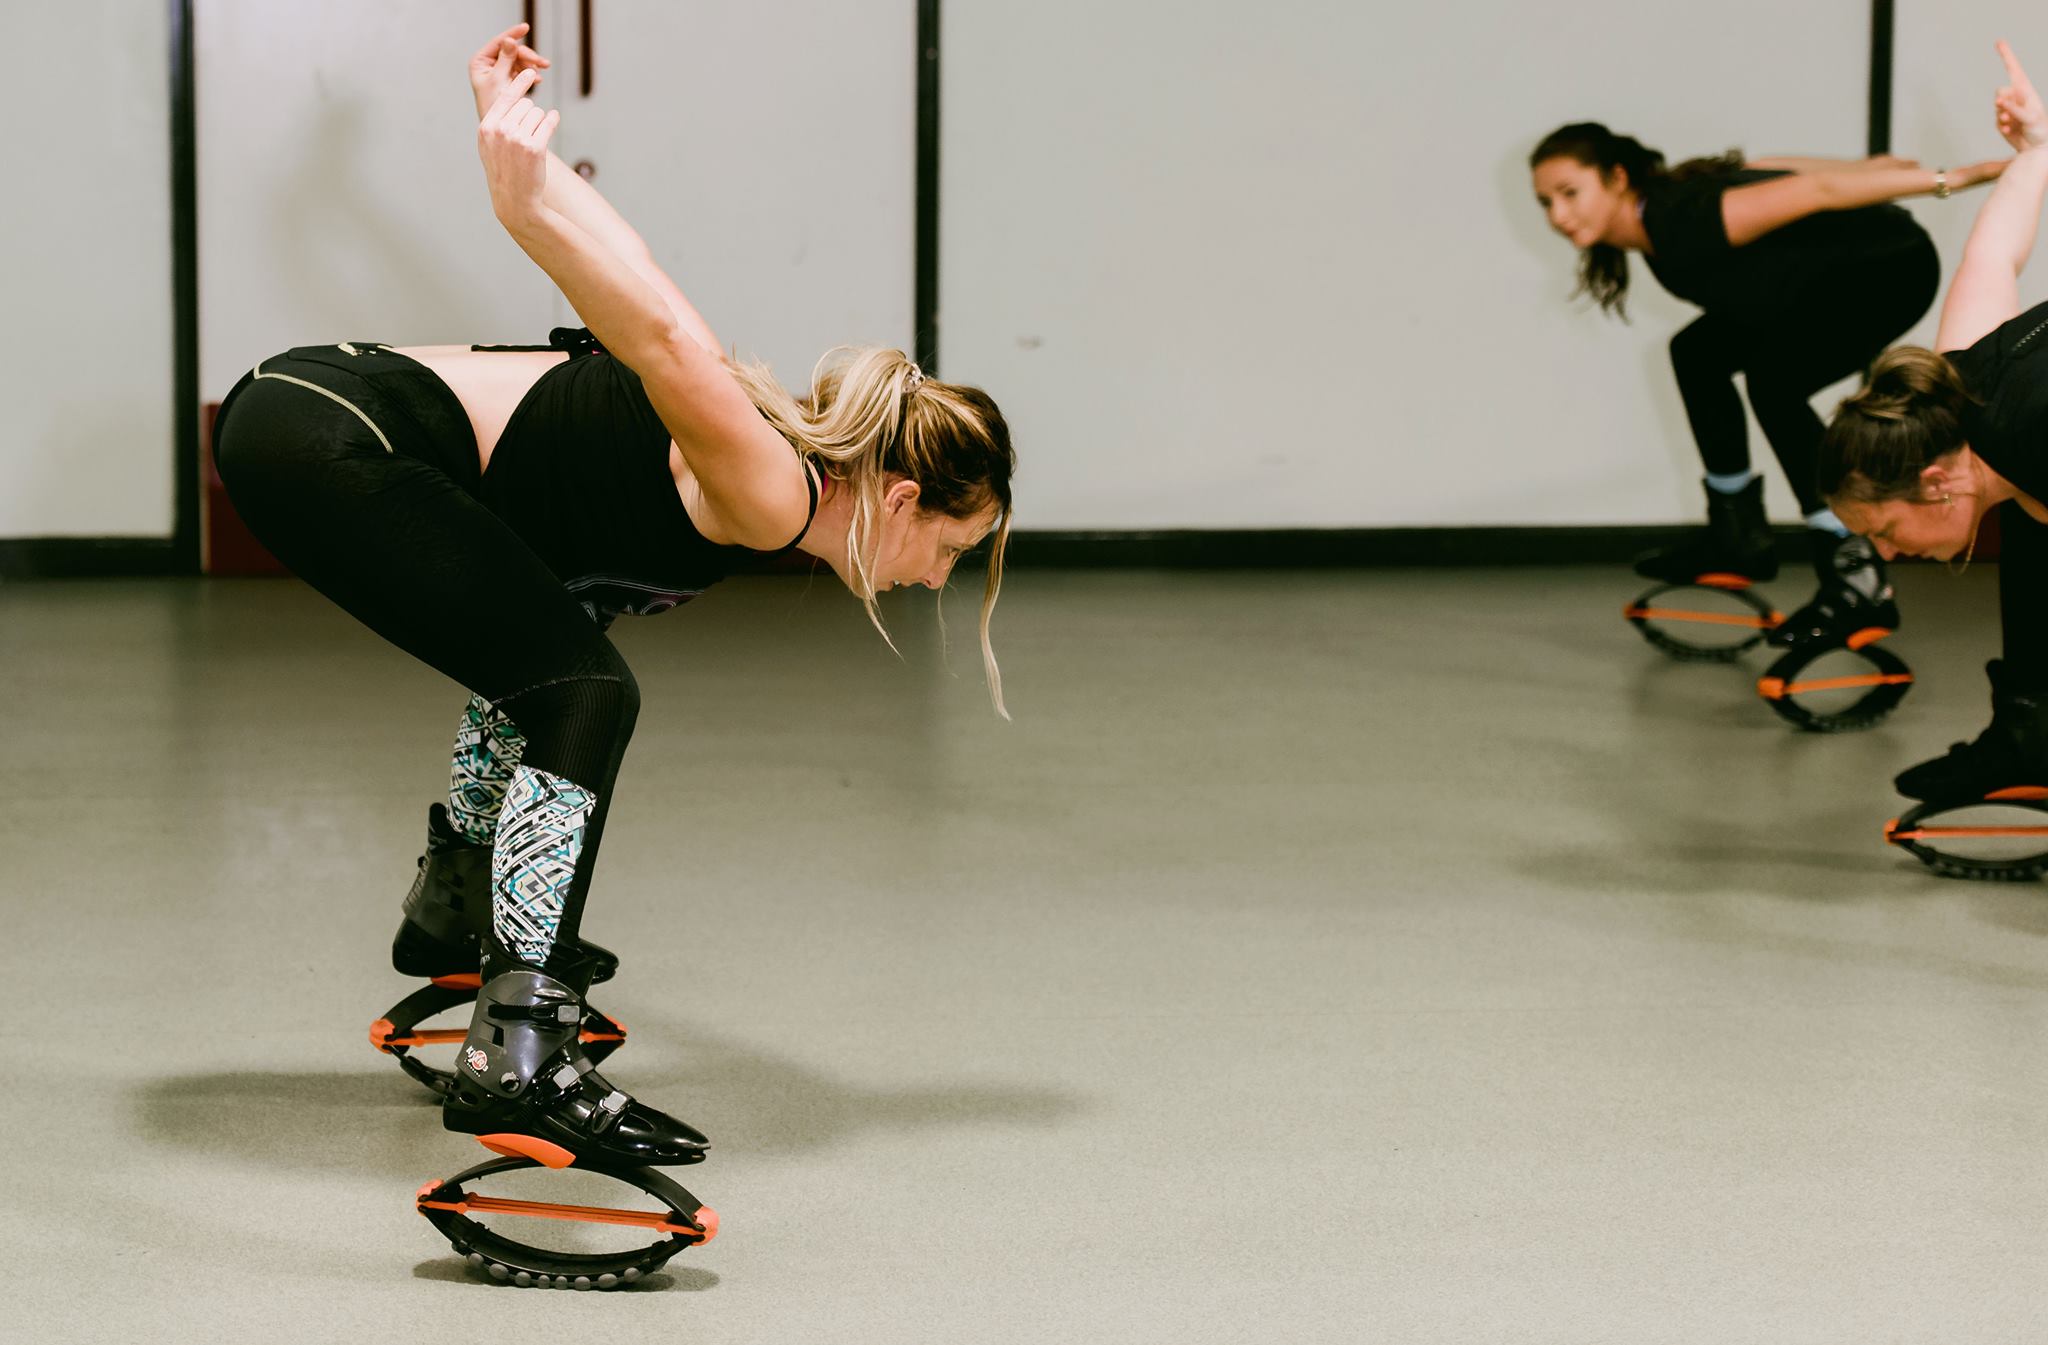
[1,4,175,538]
[16,4,2048,543]
[939,0,1885,529]
[198,0,914,406]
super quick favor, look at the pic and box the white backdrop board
[2,3,176,538]
[197,0,915,407]
[939,0,1884,530]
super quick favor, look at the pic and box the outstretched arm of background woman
[480,68,812,550]
[1747,154,1918,173]
[1718,157,2005,248]
[468,25,723,355]
[1938,40,2048,351]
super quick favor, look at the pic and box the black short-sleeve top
[1639,169,1929,319]
[1944,299,2048,502]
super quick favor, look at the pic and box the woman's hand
[478,65,560,226]
[1951,157,2014,192]
[469,23,550,118]
[1996,39,2048,151]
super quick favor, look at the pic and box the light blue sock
[1804,509,1851,538]
[1705,470,1758,495]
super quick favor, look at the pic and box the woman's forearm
[538,155,723,353]
[1811,164,1961,209]
[499,204,685,373]
[1958,146,2048,280]
[1749,155,1869,173]
[542,153,654,267]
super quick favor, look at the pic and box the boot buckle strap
[488,1002,584,1026]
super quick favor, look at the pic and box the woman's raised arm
[478,68,812,551]
[468,26,723,355]
[1938,40,2048,350]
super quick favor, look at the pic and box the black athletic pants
[1668,238,1941,515]
[212,345,631,971]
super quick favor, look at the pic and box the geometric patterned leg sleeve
[491,764,595,966]
[448,695,529,846]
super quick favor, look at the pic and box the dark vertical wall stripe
[170,0,200,573]
[1868,0,1895,155]
[914,0,940,374]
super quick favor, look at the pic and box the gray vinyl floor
[3,564,2043,1344]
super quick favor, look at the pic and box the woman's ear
[1919,458,1958,500]
[883,478,922,514]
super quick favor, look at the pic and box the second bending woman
[1822,42,2048,802]
[1530,124,2002,650]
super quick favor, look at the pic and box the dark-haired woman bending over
[1822,42,2048,801]
[1530,123,2003,651]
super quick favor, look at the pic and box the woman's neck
[1606,192,1651,252]
[1976,452,2048,523]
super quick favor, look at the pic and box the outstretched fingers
[474,22,550,68]
[1999,38,2037,99]
[483,65,542,126]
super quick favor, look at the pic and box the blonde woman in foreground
[212,26,1015,1170]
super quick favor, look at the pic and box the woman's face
[1832,493,1979,562]
[871,482,999,593]
[1531,156,1631,250]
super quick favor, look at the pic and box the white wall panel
[198,1,914,408]
[2,4,175,537]
[941,0,1874,528]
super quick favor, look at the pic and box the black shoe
[1633,477,1778,584]
[1767,532,1900,651]
[443,950,708,1168]
[1894,660,2048,801]
[391,804,616,984]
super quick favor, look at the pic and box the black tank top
[479,331,815,618]
[1946,300,2048,502]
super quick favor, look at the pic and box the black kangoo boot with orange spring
[1752,536,1912,732]
[1632,478,1779,585]
[441,949,708,1169]
[372,806,628,1096]
[1886,786,2048,881]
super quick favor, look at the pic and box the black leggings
[213,345,632,971]
[1669,239,1940,515]
[1999,503,2048,689]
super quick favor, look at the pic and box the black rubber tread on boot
[442,947,709,1169]
[391,804,618,984]
[1895,660,2048,802]
[1767,531,1901,651]
[1633,477,1779,585]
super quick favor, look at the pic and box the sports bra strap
[780,451,822,552]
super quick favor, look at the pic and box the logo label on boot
[464,1047,490,1074]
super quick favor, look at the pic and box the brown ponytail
[1818,348,1980,504]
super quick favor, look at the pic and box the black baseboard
[0,526,1839,580]
[0,537,182,579]
[993,524,1821,569]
